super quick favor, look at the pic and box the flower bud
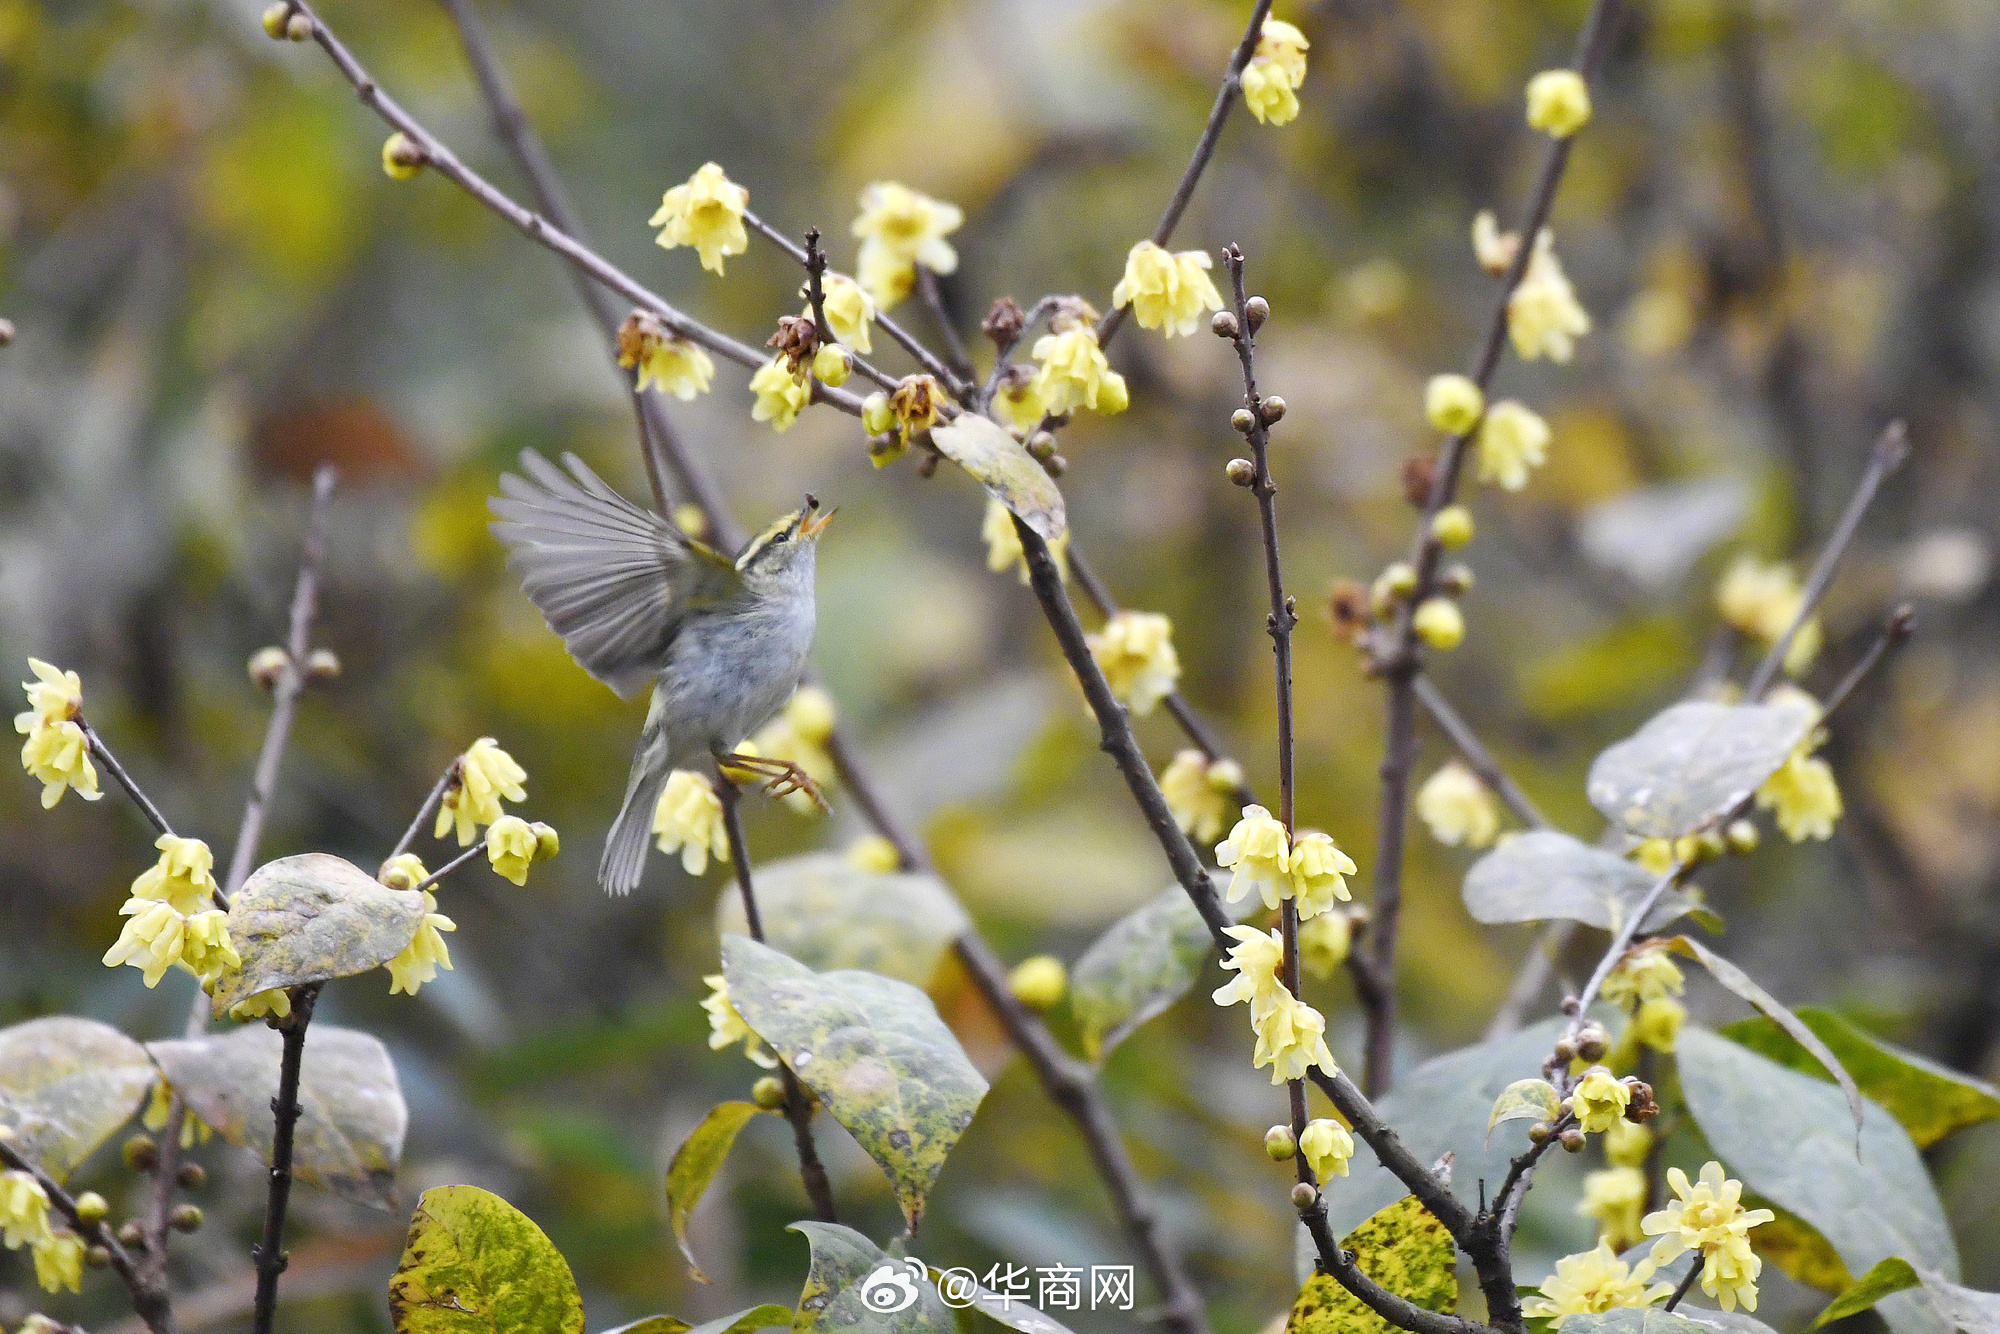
[1726,819,1760,855]
[1413,597,1465,651]
[176,1163,206,1190]
[860,392,893,437]
[751,1075,786,1109]
[1526,69,1593,139]
[248,646,290,691]
[1625,1079,1660,1123]
[381,132,426,181]
[867,434,907,468]
[305,648,341,682]
[1231,407,1256,434]
[530,822,561,861]
[1401,456,1439,508]
[981,296,1026,347]
[1559,1127,1586,1152]
[812,343,851,387]
[87,1244,113,1269]
[168,1204,204,1233]
[1424,374,1485,435]
[1575,1020,1610,1062]
[1244,296,1270,332]
[1226,458,1256,487]
[261,2,290,37]
[0,318,14,346]
[1527,1120,1554,1144]
[1044,454,1068,478]
[1027,431,1057,461]
[74,1192,109,1224]
[1553,1037,1578,1063]
[1431,505,1474,550]
[117,1220,144,1248]
[1211,310,1240,340]
[285,10,312,38]
[1438,563,1475,596]
[1291,1181,1318,1210]
[1260,395,1286,425]
[123,1134,158,1173]
[1009,955,1068,1012]
[1265,1125,1298,1161]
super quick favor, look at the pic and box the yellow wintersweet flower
[654,769,729,874]
[1298,911,1351,979]
[1009,955,1068,1011]
[1605,1118,1653,1169]
[990,370,1048,436]
[1159,749,1242,844]
[1300,1118,1354,1181]
[1526,70,1593,138]
[1088,610,1179,716]
[378,853,429,892]
[749,358,812,433]
[1570,1066,1632,1133]
[847,834,901,873]
[386,891,456,996]
[1632,996,1686,1052]
[18,659,80,728]
[1111,241,1223,337]
[485,814,540,886]
[179,909,240,986]
[1216,804,1292,910]
[1425,374,1486,435]
[31,1229,84,1294]
[889,374,944,444]
[1632,838,1677,876]
[1642,1162,1775,1313]
[1578,1166,1648,1251]
[229,988,292,1023]
[817,274,876,353]
[1472,211,1521,277]
[1757,749,1841,841]
[1507,229,1592,363]
[1031,326,1128,416]
[1252,989,1338,1084]
[625,331,715,401]
[1601,940,1685,1009]
[143,1080,213,1146]
[131,834,220,915]
[1288,831,1356,921]
[1477,400,1551,491]
[1716,557,1821,675]
[650,162,749,275]
[1415,762,1500,849]
[982,497,1069,586]
[748,688,838,815]
[701,973,778,1068]
[1212,924,1288,1021]
[852,181,963,308]
[1242,18,1309,126]
[436,738,528,846]
[0,1169,52,1249]
[1523,1239,1673,1327]
[18,714,99,809]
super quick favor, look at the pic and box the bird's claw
[716,753,832,814]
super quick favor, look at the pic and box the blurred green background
[3,0,1998,1328]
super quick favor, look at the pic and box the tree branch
[250,984,320,1334]
[1299,1190,1499,1334]
[0,1139,175,1334]
[77,723,177,842]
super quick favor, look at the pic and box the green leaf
[723,937,988,1230]
[601,1306,794,1334]
[1721,1007,2000,1149]
[1809,1258,1923,1330]
[1069,874,1250,1061]
[1486,1078,1561,1147]
[148,1023,406,1209]
[388,1184,584,1334]
[0,1016,155,1183]
[1563,1309,1779,1334]
[713,853,969,987]
[1586,701,1811,839]
[1325,1018,1585,1239]
[211,853,427,1015]
[1669,937,1863,1134]
[667,1101,768,1282]
[1288,1196,1457,1334]
[1462,831,1700,933]
[788,1221,952,1332]
[1676,1026,1958,1334]
[930,414,1065,542]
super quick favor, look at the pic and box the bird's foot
[715,752,831,813]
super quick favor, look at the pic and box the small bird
[488,450,834,895]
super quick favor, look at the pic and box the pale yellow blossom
[748,689,838,815]
[990,372,1048,435]
[485,814,540,886]
[0,1170,51,1250]
[1472,211,1520,277]
[1425,374,1486,435]
[1416,762,1500,849]
[1009,955,1068,1011]
[1300,1118,1354,1181]
[628,333,715,401]
[17,660,80,728]
[386,891,456,996]
[1477,400,1551,491]
[1216,804,1292,910]
[1579,1166,1648,1251]
[31,1229,84,1293]
[1031,327,1128,416]
[435,738,527,846]
[1642,1162,1776,1314]
[1212,924,1288,1020]
[702,973,778,1068]
[1601,941,1686,1009]
[1755,695,1841,841]
[1088,610,1179,716]
[143,1080,213,1146]
[1242,19,1309,126]
[1570,1066,1632,1133]
[749,358,812,433]
[846,835,902,873]
[1298,911,1351,980]
[18,715,98,808]
[131,834,219,915]
[1526,70,1593,138]
[1112,241,1223,337]
[650,162,749,274]
[1716,557,1822,675]
[1507,229,1592,363]
[1605,1118,1653,1169]
[1632,996,1686,1052]
[654,769,729,875]
[1159,749,1241,844]
[1251,990,1338,1084]
[229,988,293,1023]
[852,182,962,308]
[817,273,876,353]
[1288,831,1356,920]
[378,853,428,892]
[1523,1239,1673,1327]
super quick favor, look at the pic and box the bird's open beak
[801,505,838,538]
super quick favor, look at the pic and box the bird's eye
[770,532,789,545]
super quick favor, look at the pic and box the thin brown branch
[391,762,457,863]
[712,770,838,1223]
[1411,674,1547,828]
[914,265,975,384]
[1745,421,1908,699]
[250,985,321,1334]
[408,842,485,896]
[0,1139,175,1334]
[78,723,176,841]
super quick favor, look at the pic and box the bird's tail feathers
[600,756,668,897]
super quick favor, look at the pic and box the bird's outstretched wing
[488,450,736,698]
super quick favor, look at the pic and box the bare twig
[0,1139,174,1334]
[712,771,838,1223]
[391,762,457,862]
[1663,1260,1702,1312]
[1745,422,1909,699]
[250,985,321,1334]
[78,724,177,841]
[408,843,485,896]
[914,265,975,384]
